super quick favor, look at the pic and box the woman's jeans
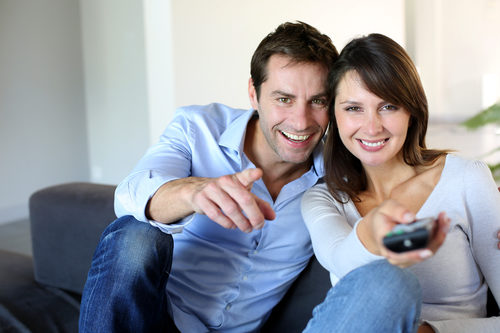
[303,260,421,333]
[79,216,421,332]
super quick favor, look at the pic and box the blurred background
[1,0,499,226]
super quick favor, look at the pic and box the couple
[79,21,500,332]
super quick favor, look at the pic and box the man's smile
[281,130,311,143]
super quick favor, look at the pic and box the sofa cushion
[0,250,79,332]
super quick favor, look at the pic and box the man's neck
[244,116,312,201]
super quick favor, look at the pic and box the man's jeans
[79,216,421,332]
[303,260,421,333]
[79,215,177,332]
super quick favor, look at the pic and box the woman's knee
[370,260,420,297]
[305,261,421,332]
[352,260,421,310]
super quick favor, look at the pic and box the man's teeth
[282,131,310,141]
[361,139,386,147]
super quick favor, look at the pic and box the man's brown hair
[250,21,339,100]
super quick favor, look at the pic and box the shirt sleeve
[114,107,195,233]
[427,160,500,332]
[301,184,382,281]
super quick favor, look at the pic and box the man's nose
[291,103,313,130]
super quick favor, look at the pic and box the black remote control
[383,217,436,253]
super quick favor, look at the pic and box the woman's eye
[278,97,291,104]
[346,106,361,112]
[381,104,398,111]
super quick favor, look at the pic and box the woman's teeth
[361,139,386,147]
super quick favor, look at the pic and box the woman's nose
[364,113,383,135]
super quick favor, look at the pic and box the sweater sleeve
[301,184,382,281]
[427,160,500,332]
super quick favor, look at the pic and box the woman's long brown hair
[324,34,448,202]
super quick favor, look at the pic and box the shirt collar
[219,108,325,177]
[311,139,325,177]
[219,108,256,155]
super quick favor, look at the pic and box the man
[79,22,422,332]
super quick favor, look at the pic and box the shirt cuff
[148,213,195,234]
[114,170,180,222]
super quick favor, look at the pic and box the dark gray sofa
[0,182,331,332]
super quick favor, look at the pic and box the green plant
[461,103,500,180]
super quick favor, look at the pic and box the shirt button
[225,303,232,311]
[242,275,248,281]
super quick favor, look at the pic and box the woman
[301,33,500,332]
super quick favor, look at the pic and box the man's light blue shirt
[115,103,324,332]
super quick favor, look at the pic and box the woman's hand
[358,199,450,268]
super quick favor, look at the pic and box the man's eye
[312,98,326,106]
[278,97,291,104]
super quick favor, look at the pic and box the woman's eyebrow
[338,100,361,105]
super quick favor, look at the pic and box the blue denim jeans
[79,216,177,332]
[80,216,421,332]
[303,260,422,333]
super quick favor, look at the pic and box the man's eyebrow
[270,91,329,100]
[310,92,328,100]
[271,90,295,98]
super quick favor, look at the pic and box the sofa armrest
[29,182,117,294]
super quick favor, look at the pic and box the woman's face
[334,70,411,168]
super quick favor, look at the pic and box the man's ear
[248,78,259,110]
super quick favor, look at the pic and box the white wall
[80,0,151,184]
[407,0,500,172]
[408,0,500,122]
[169,0,405,111]
[0,0,89,224]
[143,0,176,145]
[83,0,406,180]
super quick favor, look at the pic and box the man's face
[248,55,329,166]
